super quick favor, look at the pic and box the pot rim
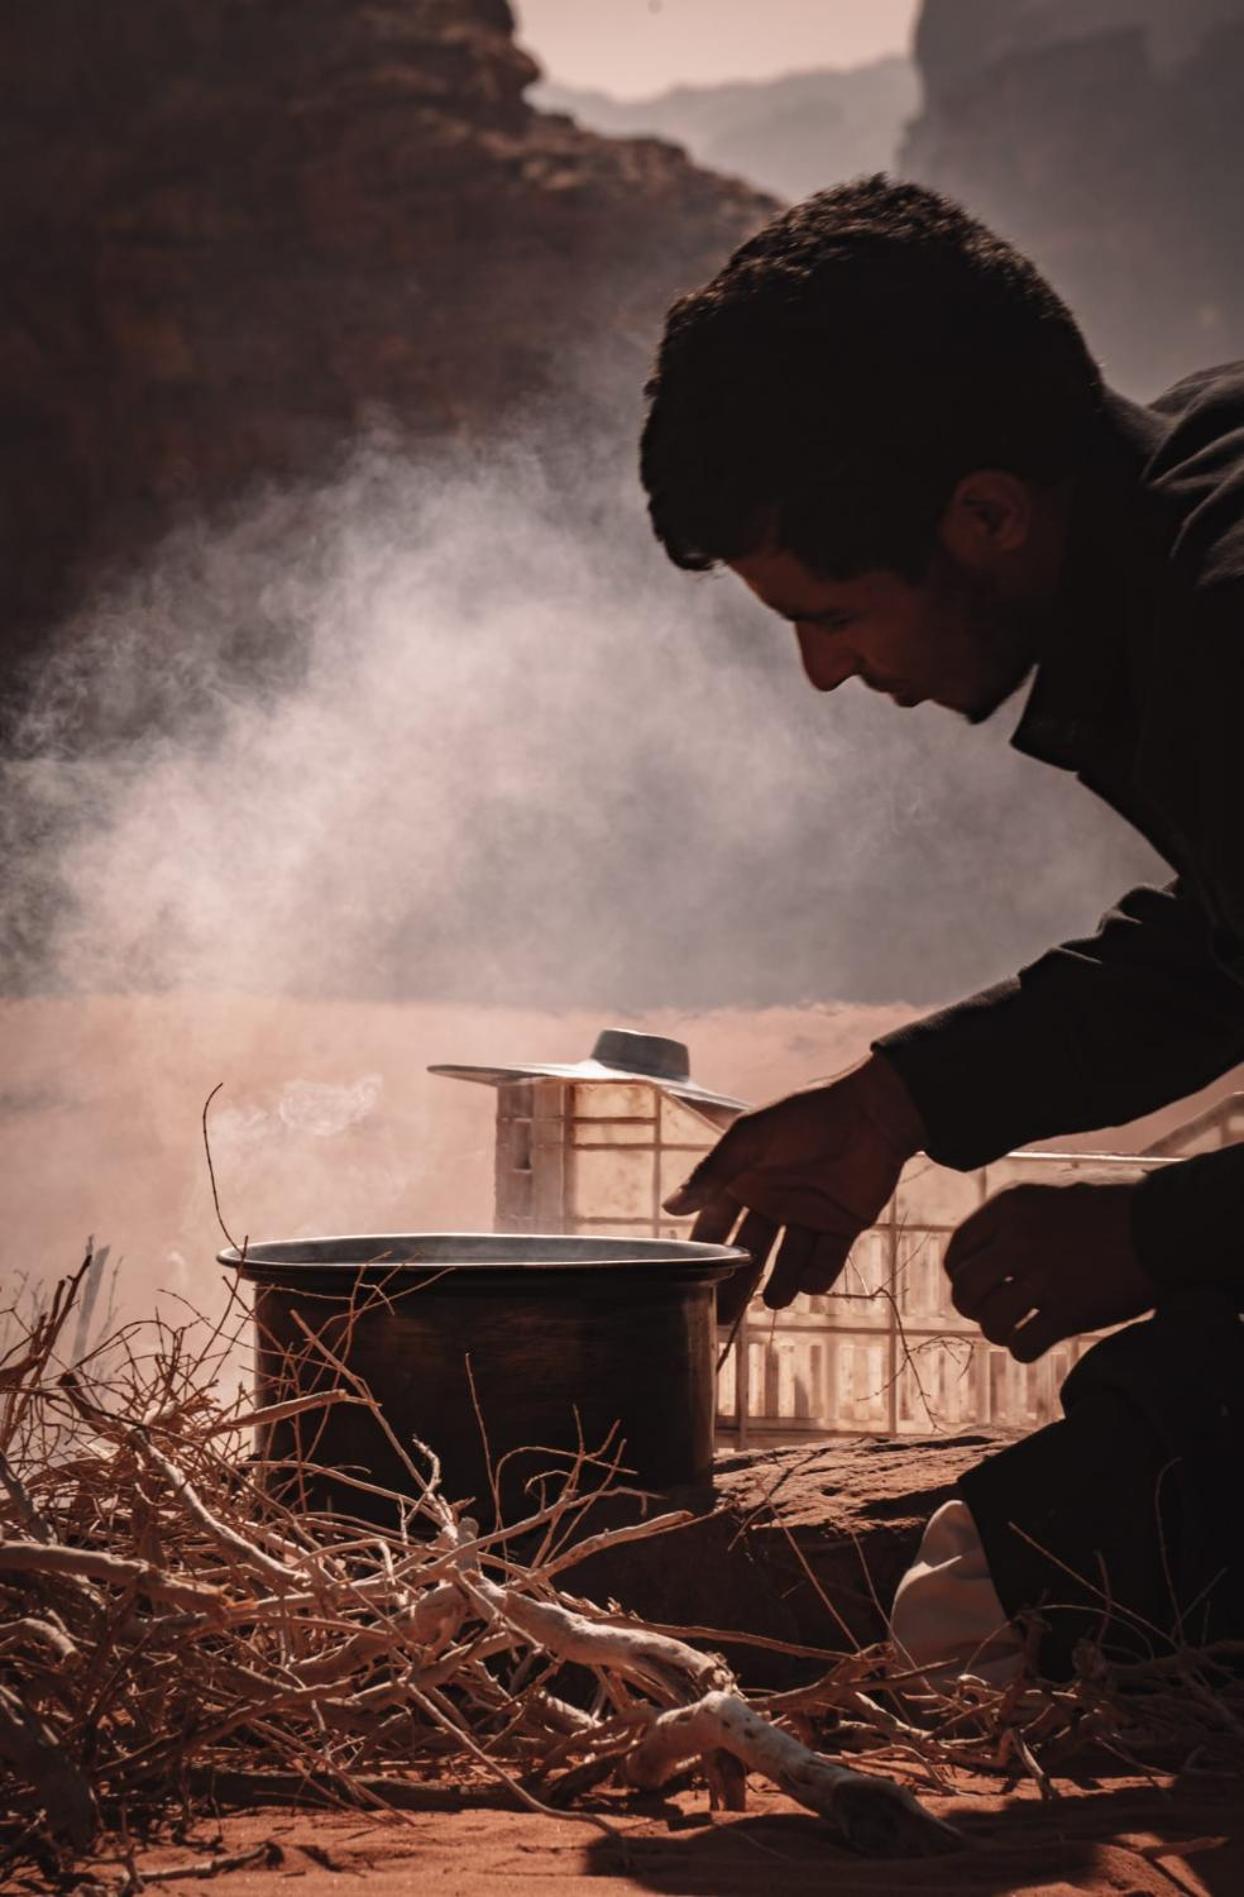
[219,1229,747,1283]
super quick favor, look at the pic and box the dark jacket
[875,363,1244,1296]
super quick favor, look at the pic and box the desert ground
[53,1772,1242,1896]
[5,992,1242,1895]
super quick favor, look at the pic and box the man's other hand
[663,1055,926,1315]
[944,1180,1157,1361]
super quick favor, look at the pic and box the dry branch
[131,1840,283,1884]
[623,1689,958,1854]
[469,1573,731,1703]
[3,1262,1238,1885]
[0,1540,226,1612]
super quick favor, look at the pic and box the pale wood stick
[623,1689,959,1857]
[0,1615,79,1662]
[128,1841,280,1884]
[200,1391,370,1439]
[468,1570,958,1853]
[0,1540,225,1613]
[540,1508,695,1576]
[471,1574,729,1704]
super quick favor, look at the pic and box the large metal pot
[222,1232,742,1522]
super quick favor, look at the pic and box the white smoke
[0,436,1177,1306]
[5,436,1160,1013]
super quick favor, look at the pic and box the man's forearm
[874,880,1244,1170]
[1133,1145,1244,1303]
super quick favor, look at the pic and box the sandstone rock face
[904,1,1244,395]
[0,0,770,690]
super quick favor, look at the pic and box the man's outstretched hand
[944,1179,1157,1361]
[664,1055,926,1317]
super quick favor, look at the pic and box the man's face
[728,541,1042,723]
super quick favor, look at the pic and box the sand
[4,998,1242,1885]
[59,1771,1242,1896]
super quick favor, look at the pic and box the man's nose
[794,624,857,693]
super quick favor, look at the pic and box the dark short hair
[640,176,1104,580]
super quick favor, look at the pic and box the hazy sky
[513,0,920,97]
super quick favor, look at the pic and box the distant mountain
[904,0,1244,394]
[915,0,1244,106]
[532,56,920,203]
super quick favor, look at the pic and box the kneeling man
[642,177,1244,1678]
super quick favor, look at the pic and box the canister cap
[428,1027,745,1119]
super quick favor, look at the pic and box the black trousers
[959,1293,1244,1677]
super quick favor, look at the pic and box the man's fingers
[664,1144,737,1216]
[763,1226,852,1308]
[943,1201,1006,1278]
[974,1275,1039,1347]
[947,1247,1015,1320]
[733,1209,779,1270]
[663,1134,730,1214]
[762,1226,816,1309]
[663,1113,771,1216]
[803,1230,854,1295]
[664,1181,709,1217]
[944,1185,1049,1279]
[1008,1307,1065,1364]
[715,1209,777,1329]
[688,1197,745,1247]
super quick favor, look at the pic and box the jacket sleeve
[872,877,1244,1168]
[874,879,1244,1298]
[1131,1143,1244,1304]
[874,433,1244,1293]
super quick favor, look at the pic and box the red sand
[68,1772,1241,1896]
[6,1001,1243,1887]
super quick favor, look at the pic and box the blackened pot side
[222,1233,742,1524]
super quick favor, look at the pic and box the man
[641,177,1244,1677]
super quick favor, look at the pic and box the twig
[130,1841,283,1884]
[201,1084,245,1258]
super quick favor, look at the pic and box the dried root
[5,1256,1240,1884]
[0,1257,960,1877]
[623,1689,958,1854]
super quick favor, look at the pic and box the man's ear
[937,470,1034,569]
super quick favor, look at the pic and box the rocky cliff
[915,0,1244,104]
[534,56,919,205]
[904,0,1244,395]
[0,0,770,693]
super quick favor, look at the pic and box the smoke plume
[4,435,1160,1014]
